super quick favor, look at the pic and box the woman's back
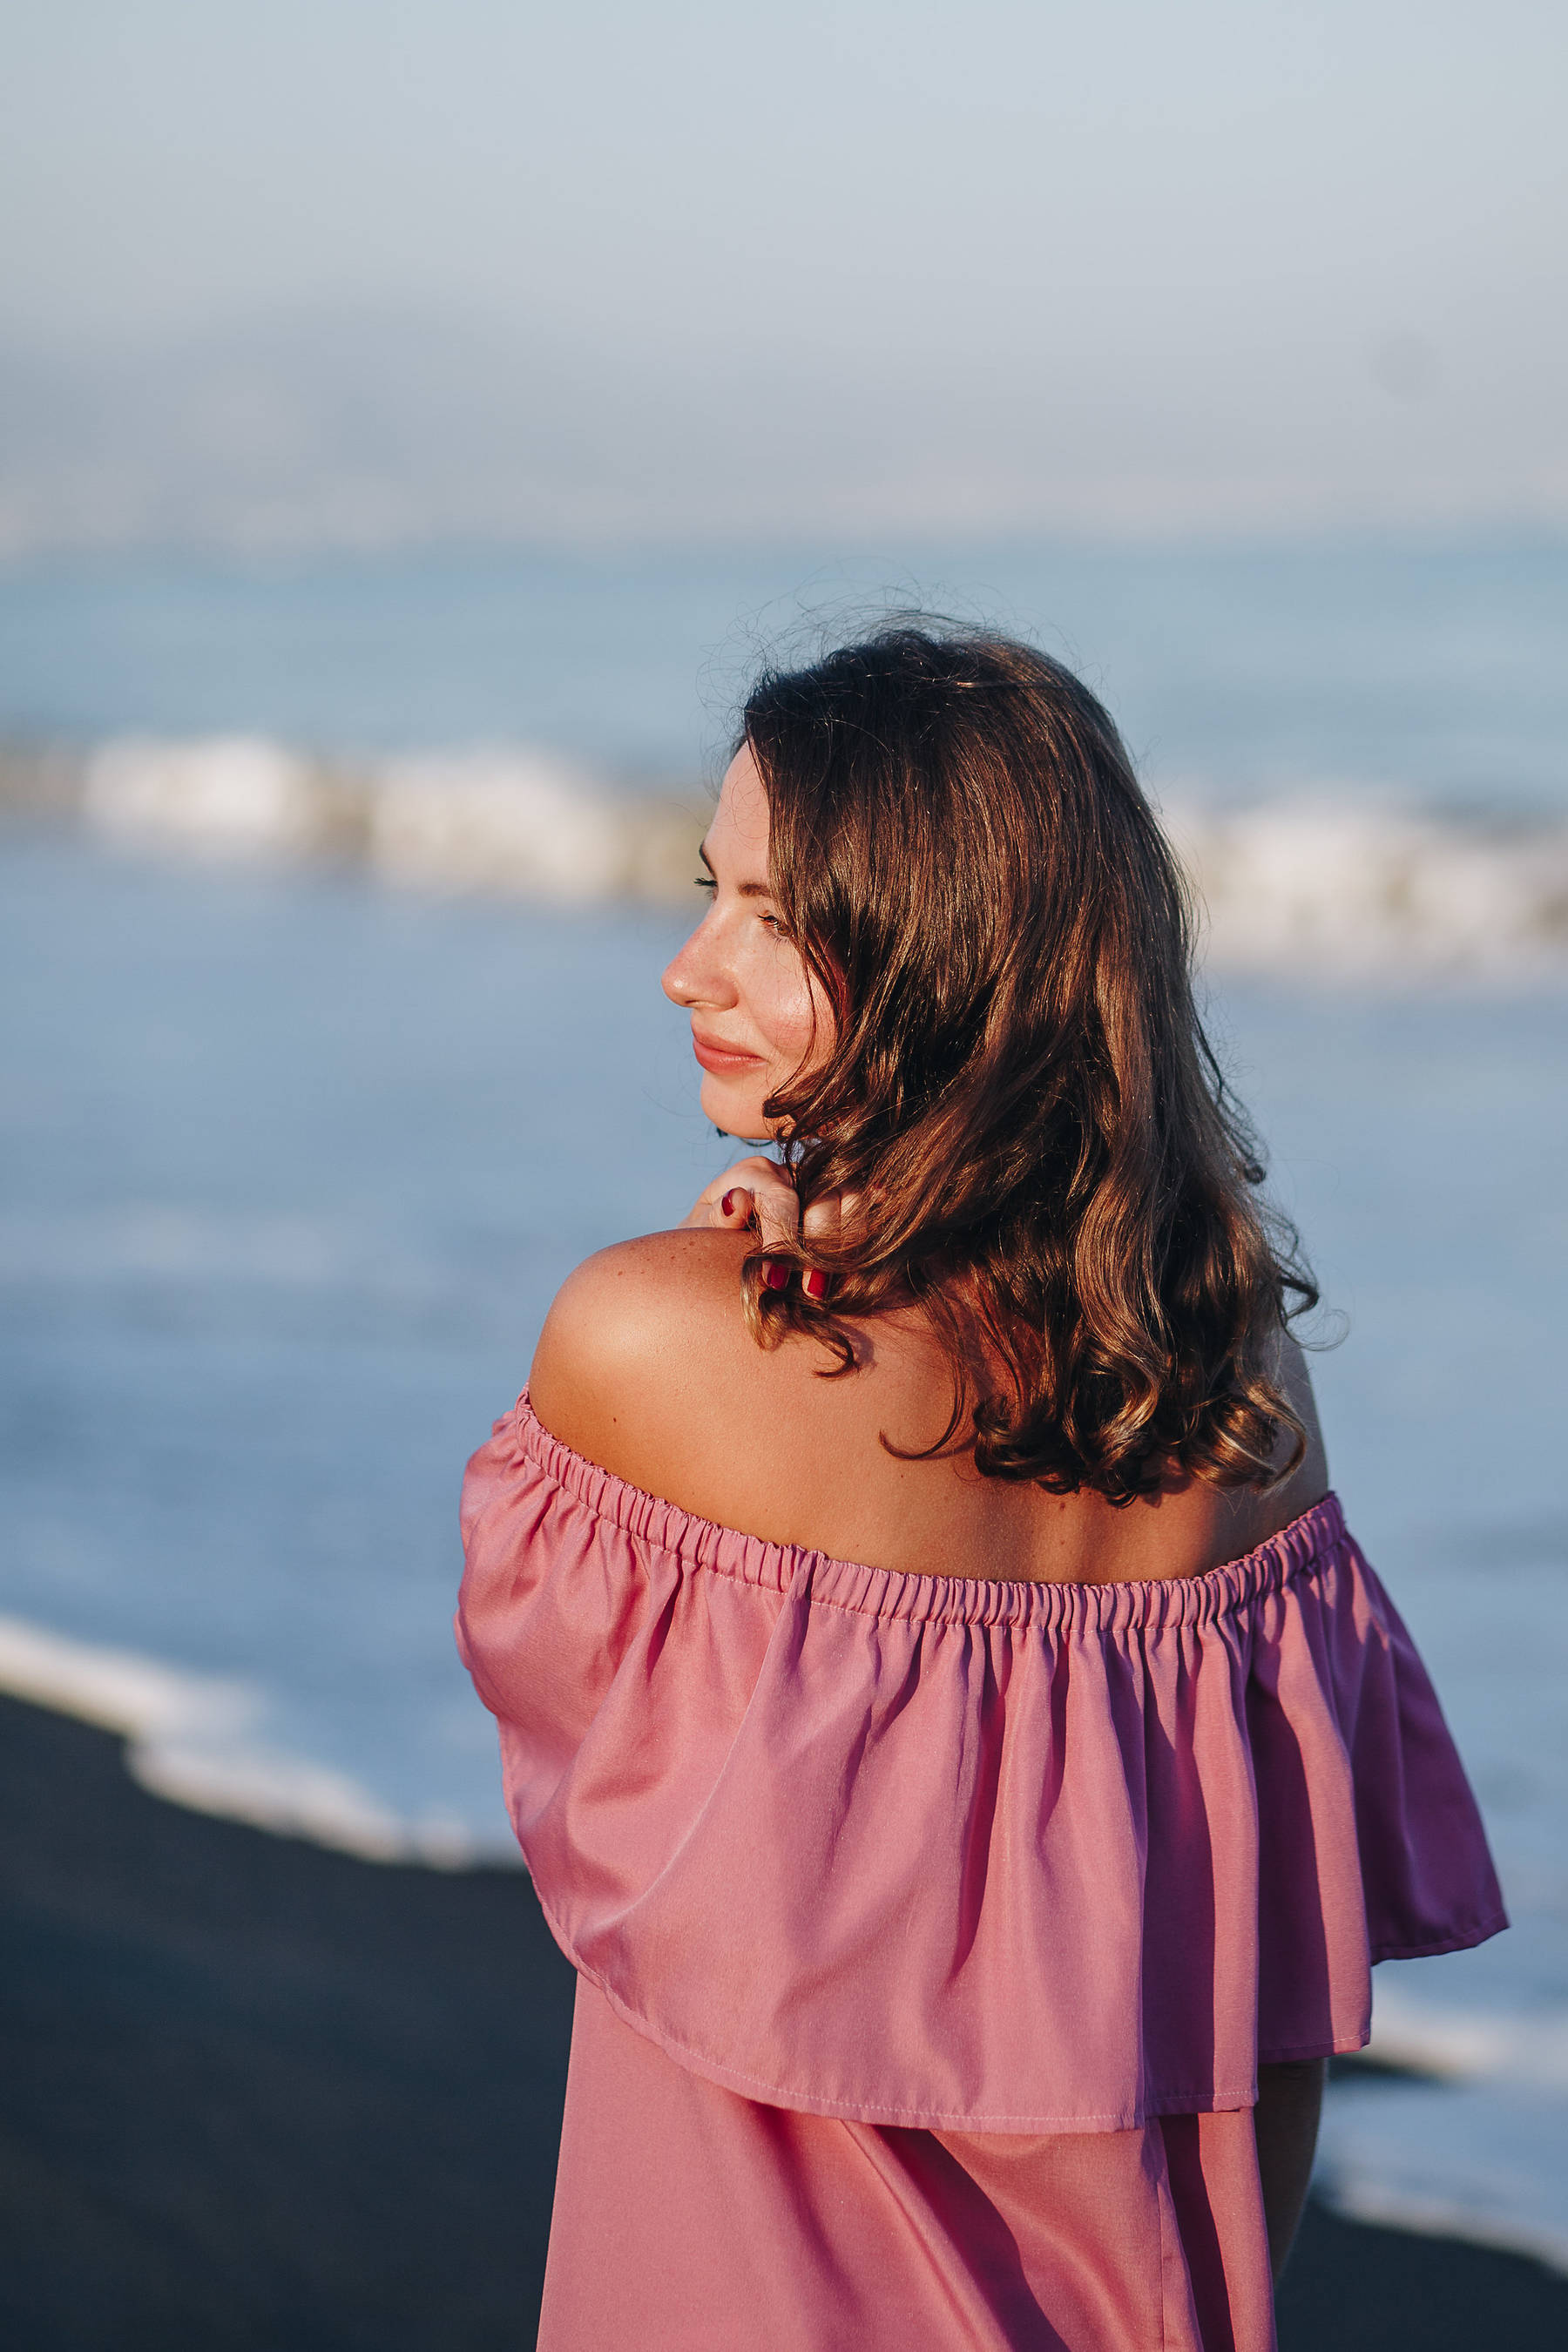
[529,1227,1331,1592]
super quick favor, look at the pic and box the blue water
[2,540,1566,807]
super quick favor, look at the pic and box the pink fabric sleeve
[456,1396,1505,2132]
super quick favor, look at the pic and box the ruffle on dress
[456,1396,1505,2134]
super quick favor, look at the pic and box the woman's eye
[693,875,716,894]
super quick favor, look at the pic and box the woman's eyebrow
[697,843,773,898]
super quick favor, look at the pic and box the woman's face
[662,746,832,1139]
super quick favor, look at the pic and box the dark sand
[3,1691,1565,2350]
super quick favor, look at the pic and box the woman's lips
[691,1031,765,1075]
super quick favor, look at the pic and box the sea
[1,539,1565,2270]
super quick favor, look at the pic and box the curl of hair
[735,625,1317,1504]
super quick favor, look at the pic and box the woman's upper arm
[528,1243,663,1466]
[527,1231,753,1490]
[1278,1332,1330,1503]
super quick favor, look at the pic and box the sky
[1,0,1565,550]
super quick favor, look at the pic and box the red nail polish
[764,1260,790,1291]
[802,1269,828,1300]
[720,1191,736,1215]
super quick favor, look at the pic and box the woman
[457,627,1504,2350]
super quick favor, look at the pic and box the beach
[2,1684,1564,2351]
[0,1688,571,2350]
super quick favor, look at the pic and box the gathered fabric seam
[507,1396,1347,1635]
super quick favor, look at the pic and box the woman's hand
[681,1155,801,1248]
[681,1159,859,1253]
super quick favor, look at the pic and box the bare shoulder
[528,1229,762,1493]
[1215,1329,1332,1560]
[1275,1331,1330,1507]
[528,1233,969,1558]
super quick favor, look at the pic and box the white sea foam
[84,736,327,860]
[76,735,704,904]
[368,748,634,900]
[0,1612,482,1866]
[1163,795,1568,978]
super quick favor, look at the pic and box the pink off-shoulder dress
[456,1396,1505,2352]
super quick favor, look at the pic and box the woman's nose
[660,947,697,1007]
[661,923,735,1010]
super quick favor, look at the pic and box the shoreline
[3,1686,1565,2349]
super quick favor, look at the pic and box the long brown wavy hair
[738,624,1317,1503]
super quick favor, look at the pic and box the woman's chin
[698,1072,771,1139]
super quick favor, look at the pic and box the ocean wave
[84,735,328,857]
[0,1612,490,1867]
[72,735,706,906]
[5,736,1568,977]
[1163,797,1568,979]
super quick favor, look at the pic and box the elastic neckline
[510,1394,1349,1633]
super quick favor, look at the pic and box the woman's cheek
[754,937,825,1063]
[762,986,821,1083]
